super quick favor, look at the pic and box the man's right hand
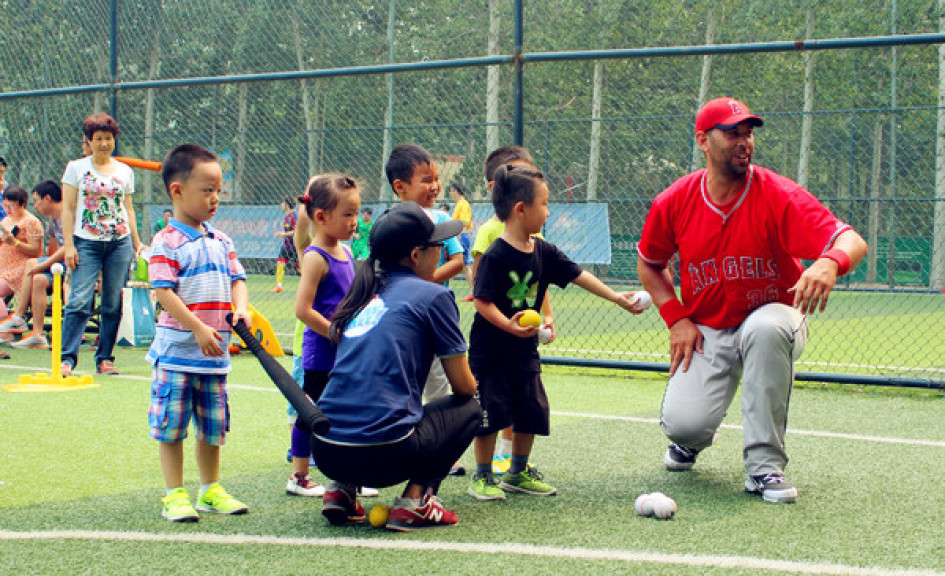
[668,318,703,376]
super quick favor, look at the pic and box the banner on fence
[148,205,284,259]
[470,203,611,264]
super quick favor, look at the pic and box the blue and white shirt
[316,268,467,445]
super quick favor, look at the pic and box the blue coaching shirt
[316,268,467,445]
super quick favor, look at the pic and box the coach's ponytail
[329,256,384,344]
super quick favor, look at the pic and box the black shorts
[472,367,550,436]
[303,369,330,402]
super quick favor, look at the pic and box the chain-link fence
[1,1,944,385]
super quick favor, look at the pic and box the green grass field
[2,336,945,574]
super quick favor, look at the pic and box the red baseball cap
[695,97,764,133]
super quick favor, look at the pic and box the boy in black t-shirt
[467,165,645,500]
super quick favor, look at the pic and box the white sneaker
[0,316,28,333]
[358,486,379,498]
[285,474,325,497]
[745,472,798,504]
[11,333,49,349]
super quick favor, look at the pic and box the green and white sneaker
[499,466,557,496]
[468,472,507,501]
[162,488,199,522]
[196,483,249,515]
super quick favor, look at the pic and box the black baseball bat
[228,315,330,435]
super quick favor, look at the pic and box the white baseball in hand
[50,263,65,276]
[538,326,553,344]
[633,291,653,310]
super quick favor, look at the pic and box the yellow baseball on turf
[519,309,541,328]
[368,504,390,528]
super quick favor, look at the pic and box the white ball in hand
[633,291,653,310]
[538,326,553,344]
[50,263,65,276]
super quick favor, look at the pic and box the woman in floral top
[60,112,142,376]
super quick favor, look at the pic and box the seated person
[0,181,68,348]
[0,185,44,345]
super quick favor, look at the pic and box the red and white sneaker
[97,360,119,375]
[386,494,458,532]
[286,473,325,497]
[322,488,365,526]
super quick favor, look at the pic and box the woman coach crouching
[311,201,482,532]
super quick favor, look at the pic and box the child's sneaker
[60,362,73,377]
[162,488,199,522]
[285,473,325,497]
[97,360,119,375]
[499,465,557,496]
[196,483,249,515]
[491,453,511,476]
[745,472,798,504]
[468,472,506,501]
[11,333,49,349]
[386,494,458,532]
[322,488,365,525]
[0,315,28,333]
[664,442,699,471]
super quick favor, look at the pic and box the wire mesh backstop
[1,1,944,386]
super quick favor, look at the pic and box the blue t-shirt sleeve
[428,290,468,357]
[443,234,462,257]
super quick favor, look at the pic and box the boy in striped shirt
[146,144,251,522]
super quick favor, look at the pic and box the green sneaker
[162,488,199,522]
[499,466,557,496]
[468,472,507,501]
[196,483,249,515]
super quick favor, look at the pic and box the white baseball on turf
[633,291,653,310]
[652,495,677,520]
[538,326,553,344]
[50,263,65,276]
[634,494,655,517]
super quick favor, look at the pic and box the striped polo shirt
[146,218,247,374]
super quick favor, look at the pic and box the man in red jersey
[636,98,868,504]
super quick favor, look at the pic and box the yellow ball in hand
[518,309,541,328]
[368,504,390,528]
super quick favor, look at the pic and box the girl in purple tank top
[286,174,361,497]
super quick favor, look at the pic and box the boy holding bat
[146,144,251,522]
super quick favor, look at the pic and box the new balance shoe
[468,472,506,501]
[0,315,28,334]
[286,474,325,497]
[745,472,798,504]
[499,465,557,496]
[11,333,49,349]
[162,488,199,522]
[386,494,458,531]
[358,486,379,498]
[196,483,249,514]
[97,360,119,375]
[322,488,365,525]
[491,453,511,476]
[664,442,699,471]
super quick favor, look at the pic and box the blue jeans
[61,236,133,369]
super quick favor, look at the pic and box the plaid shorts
[149,367,230,446]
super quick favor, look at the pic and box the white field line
[553,411,945,448]
[547,348,945,375]
[0,530,940,576]
[6,364,943,447]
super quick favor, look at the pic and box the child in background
[350,207,373,261]
[289,174,360,495]
[147,144,250,522]
[385,143,467,476]
[467,165,645,500]
[271,196,299,293]
[449,181,475,295]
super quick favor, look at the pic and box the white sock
[199,482,214,496]
[167,487,184,496]
[498,438,513,455]
[393,497,421,509]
